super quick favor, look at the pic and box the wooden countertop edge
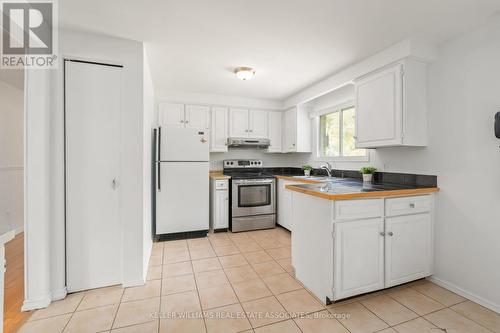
[285,185,439,200]
[275,175,323,184]
[209,172,231,180]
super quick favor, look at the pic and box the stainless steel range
[223,160,276,232]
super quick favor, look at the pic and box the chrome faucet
[321,162,333,177]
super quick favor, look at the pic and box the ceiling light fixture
[234,67,255,80]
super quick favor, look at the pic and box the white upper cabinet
[210,106,228,152]
[229,108,250,137]
[283,105,311,153]
[229,108,269,139]
[283,108,296,152]
[354,59,427,148]
[249,110,268,138]
[185,105,210,129]
[158,103,185,128]
[158,103,209,129]
[267,111,282,153]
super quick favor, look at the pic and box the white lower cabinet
[332,194,433,301]
[278,179,303,230]
[334,218,385,300]
[210,179,229,230]
[385,213,432,287]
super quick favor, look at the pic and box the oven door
[232,179,276,217]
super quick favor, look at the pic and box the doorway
[0,69,27,332]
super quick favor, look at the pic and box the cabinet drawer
[215,180,228,190]
[334,199,383,221]
[385,195,431,217]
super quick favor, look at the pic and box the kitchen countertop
[285,178,439,200]
[209,171,231,180]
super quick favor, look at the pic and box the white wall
[142,46,155,279]
[24,29,150,310]
[368,16,500,311]
[0,79,24,234]
[24,69,52,310]
[290,18,500,310]
[58,30,147,288]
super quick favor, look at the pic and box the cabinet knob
[388,231,394,236]
[409,203,415,208]
[353,136,358,139]
[185,120,189,124]
[379,231,385,236]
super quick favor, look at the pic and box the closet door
[65,60,122,292]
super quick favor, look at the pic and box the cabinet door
[229,108,249,137]
[385,213,432,287]
[185,105,209,129]
[158,103,185,128]
[210,107,228,152]
[281,185,293,231]
[249,110,268,138]
[334,219,384,300]
[215,190,229,229]
[355,64,403,148]
[277,180,285,227]
[283,108,296,152]
[267,112,282,152]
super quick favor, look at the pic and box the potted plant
[360,166,377,183]
[303,165,313,177]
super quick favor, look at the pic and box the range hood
[227,138,270,149]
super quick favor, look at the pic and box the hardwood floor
[4,233,31,333]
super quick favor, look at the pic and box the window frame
[313,104,369,162]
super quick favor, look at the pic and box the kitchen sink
[291,176,335,181]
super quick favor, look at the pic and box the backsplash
[264,167,438,187]
[209,150,309,170]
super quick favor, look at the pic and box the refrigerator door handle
[157,127,162,191]
[157,162,161,191]
[157,127,162,162]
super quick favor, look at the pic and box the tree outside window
[318,106,366,158]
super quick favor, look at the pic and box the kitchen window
[317,106,367,160]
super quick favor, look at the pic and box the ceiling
[60,0,500,101]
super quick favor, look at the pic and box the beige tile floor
[19,227,500,333]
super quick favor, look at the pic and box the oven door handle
[233,179,275,185]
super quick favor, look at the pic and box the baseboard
[143,243,152,281]
[123,279,145,288]
[51,287,67,301]
[428,276,500,313]
[22,295,51,311]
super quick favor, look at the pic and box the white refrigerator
[155,127,209,235]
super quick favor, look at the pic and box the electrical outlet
[210,160,218,170]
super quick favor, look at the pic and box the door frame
[63,58,124,291]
